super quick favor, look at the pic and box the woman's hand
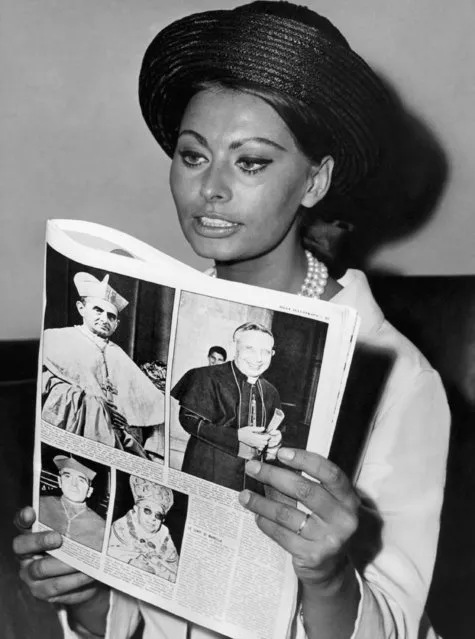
[238,448,359,587]
[13,506,102,606]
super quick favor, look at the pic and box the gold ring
[296,512,311,537]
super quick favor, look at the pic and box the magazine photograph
[38,443,110,554]
[107,471,188,585]
[41,245,175,463]
[169,290,329,492]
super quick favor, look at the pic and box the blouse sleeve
[349,367,450,637]
[57,590,142,639]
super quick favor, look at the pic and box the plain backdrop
[1,0,474,338]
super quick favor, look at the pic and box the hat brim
[53,455,96,482]
[139,9,393,193]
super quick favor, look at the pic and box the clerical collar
[76,324,109,350]
[60,496,87,517]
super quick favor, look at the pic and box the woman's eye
[237,157,272,174]
[179,150,207,168]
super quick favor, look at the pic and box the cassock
[171,361,281,491]
[41,326,165,457]
[108,510,178,583]
[39,495,106,552]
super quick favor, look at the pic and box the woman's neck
[215,235,307,295]
[214,236,341,301]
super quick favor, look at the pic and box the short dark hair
[208,346,227,360]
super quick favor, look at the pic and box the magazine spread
[33,219,360,639]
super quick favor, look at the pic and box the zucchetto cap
[130,476,174,514]
[53,455,97,482]
[138,0,394,194]
[73,272,128,313]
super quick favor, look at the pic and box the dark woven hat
[139,1,393,193]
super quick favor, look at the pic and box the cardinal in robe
[39,455,106,552]
[172,322,283,491]
[41,272,165,460]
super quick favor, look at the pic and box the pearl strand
[207,250,328,299]
[299,250,328,299]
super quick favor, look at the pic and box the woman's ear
[301,156,335,208]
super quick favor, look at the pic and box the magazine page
[33,219,359,639]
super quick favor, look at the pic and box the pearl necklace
[208,250,328,299]
[299,249,328,298]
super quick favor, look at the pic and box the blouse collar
[332,269,385,338]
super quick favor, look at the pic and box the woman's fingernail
[239,490,251,506]
[246,460,261,475]
[278,448,295,461]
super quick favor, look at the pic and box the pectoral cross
[101,379,118,401]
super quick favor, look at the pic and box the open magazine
[33,219,360,639]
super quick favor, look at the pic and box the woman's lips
[199,215,238,228]
[193,215,240,237]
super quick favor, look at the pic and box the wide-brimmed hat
[54,455,96,482]
[139,1,394,194]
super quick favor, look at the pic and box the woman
[13,2,449,638]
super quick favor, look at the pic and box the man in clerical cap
[41,272,165,460]
[73,272,128,340]
[39,455,106,552]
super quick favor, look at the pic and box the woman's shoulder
[335,270,447,419]
[337,269,435,375]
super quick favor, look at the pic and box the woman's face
[169,88,323,263]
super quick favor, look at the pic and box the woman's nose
[199,164,232,202]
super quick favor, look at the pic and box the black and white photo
[107,472,188,584]
[41,247,174,461]
[39,444,109,552]
[169,291,328,491]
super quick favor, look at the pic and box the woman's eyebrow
[177,130,287,152]
[178,129,209,147]
[229,137,287,152]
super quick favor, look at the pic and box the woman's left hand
[238,448,359,587]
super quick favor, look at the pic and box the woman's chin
[186,236,246,263]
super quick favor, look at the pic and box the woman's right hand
[13,506,101,606]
